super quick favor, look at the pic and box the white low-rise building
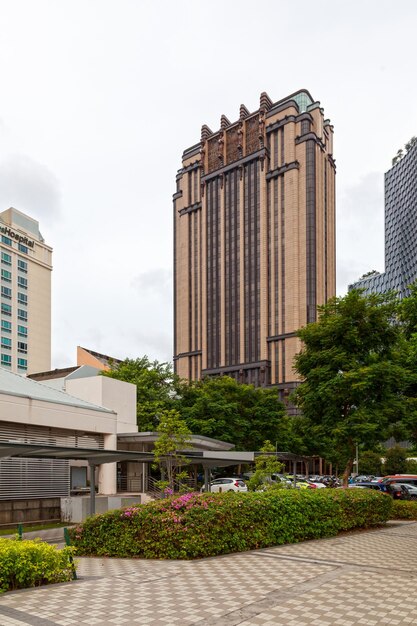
[0,367,138,524]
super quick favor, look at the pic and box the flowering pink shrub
[69,489,391,560]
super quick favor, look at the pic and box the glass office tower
[350,141,417,298]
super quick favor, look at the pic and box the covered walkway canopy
[0,441,154,515]
[0,442,310,516]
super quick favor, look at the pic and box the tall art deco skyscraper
[173,90,335,398]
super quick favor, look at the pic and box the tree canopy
[101,356,179,431]
[101,358,288,451]
[177,376,287,450]
[101,282,417,473]
[293,289,413,483]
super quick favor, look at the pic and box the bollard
[64,527,78,580]
[17,523,23,541]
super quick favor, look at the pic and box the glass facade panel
[1,252,11,265]
[17,259,28,273]
[350,141,417,298]
[1,354,11,366]
[17,308,27,321]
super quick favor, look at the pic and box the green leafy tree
[247,440,284,491]
[405,458,417,474]
[102,357,180,430]
[383,445,407,476]
[405,136,417,153]
[153,409,192,492]
[293,289,411,486]
[360,270,380,280]
[359,450,382,476]
[398,282,417,340]
[392,148,404,166]
[178,376,286,450]
[396,282,417,443]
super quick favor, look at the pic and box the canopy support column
[89,462,96,516]
[204,467,211,492]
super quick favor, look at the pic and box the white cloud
[337,172,385,294]
[131,269,172,297]
[0,154,61,223]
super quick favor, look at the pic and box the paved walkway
[1,521,417,625]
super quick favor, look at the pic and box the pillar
[98,434,117,495]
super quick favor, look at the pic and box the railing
[145,475,198,499]
[175,476,198,491]
[146,476,164,499]
[117,476,143,492]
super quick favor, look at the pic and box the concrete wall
[0,498,60,527]
[66,376,137,433]
[61,495,142,523]
[0,391,118,435]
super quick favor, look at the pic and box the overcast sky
[0,0,416,367]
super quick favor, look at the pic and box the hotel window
[1,303,12,316]
[17,276,27,289]
[17,341,27,354]
[1,269,12,282]
[1,286,12,299]
[18,243,28,254]
[1,236,12,246]
[17,325,27,337]
[17,358,27,371]
[17,308,27,321]
[1,320,11,333]
[1,337,11,349]
[17,259,27,273]
[1,354,11,366]
[17,292,27,305]
[1,252,11,265]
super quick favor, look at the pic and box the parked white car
[201,478,248,493]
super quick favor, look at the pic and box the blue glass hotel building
[350,141,417,297]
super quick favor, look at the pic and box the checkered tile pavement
[239,570,417,626]
[0,521,416,625]
[259,520,417,572]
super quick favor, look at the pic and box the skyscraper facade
[0,207,52,374]
[174,90,335,396]
[350,140,417,298]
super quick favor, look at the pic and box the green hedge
[390,500,417,520]
[70,489,392,560]
[0,538,75,593]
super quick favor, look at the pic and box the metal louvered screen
[0,421,103,500]
[0,421,104,449]
[0,457,70,499]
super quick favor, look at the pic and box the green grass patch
[70,489,392,560]
[0,523,69,536]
